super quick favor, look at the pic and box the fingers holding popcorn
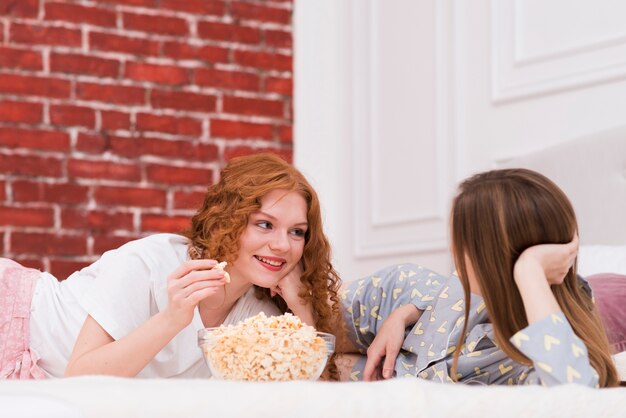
[213,261,231,283]
[165,259,229,328]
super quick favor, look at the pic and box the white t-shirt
[29,233,280,378]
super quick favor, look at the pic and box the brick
[110,136,183,159]
[110,136,218,161]
[233,50,291,72]
[90,32,161,56]
[93,234,137,255]
[142,214,189,233]
[49,259,92,281]
[10,23,82,47]
[231,2,291,24]
[0,100,43,123]
[50,105,96,128]
[0,47,43,71]
[160,0,225,15]
[151,90,216,112]
[97,0,156,6]
[77,82,145,105]
[76,132,107,154]
[45,183,90,204]
[50,53,120,78]
[211,119,273,139]
[12,181,89,205]
[136,113,202,136]
[265,29,292,48]
[68,159,141,181]
[123,12,188,36]
[146,164,213,185]
[94,186,166,208]
[0,0,38,17]
[223,96,283,118]
[0,206,54,227]
[278,125,292,143]
[0,127,70,151]
[224,146,292,163]
[0,180,5,201]
[125,62,189,86]
[62,209,134,231]
[196,143,219,161]
[0,74,70,98]
[197,21,260,45]
[173,189,206,209]
[12,232,86,256]
[194,68,259,92]
[162,42,229,64]
[101,110,131,131]
[45,3,117,27]
[0,154,63,177]
[264,76,292,95]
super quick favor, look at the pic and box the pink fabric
[587,273,626,354]
[0,258,47,379]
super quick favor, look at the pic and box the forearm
[514,259,561,324]
[289,301,315,326]
[66,311,182,377]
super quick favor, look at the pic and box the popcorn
[200,312,331,381]
[213,261,230,283]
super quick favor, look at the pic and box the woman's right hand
[362,304,422,381]
[163,259,228,329]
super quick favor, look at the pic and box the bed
[2,128,626,418]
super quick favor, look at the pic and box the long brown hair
[183,153,344,378]
[450,168,618,387]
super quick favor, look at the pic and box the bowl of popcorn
[198,312,335,381]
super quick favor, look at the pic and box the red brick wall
[0,0,293,279]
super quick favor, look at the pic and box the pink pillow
[586,273,626,353]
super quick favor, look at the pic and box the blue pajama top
[341,263,599,387]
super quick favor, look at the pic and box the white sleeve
[79,248,154,340]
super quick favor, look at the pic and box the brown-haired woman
[339,168,619,387]
[0,153,343,379]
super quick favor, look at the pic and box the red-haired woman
[0,153,343,379]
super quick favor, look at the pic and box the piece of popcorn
[213,261,230,283]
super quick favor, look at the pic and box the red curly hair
[182,153,344,378]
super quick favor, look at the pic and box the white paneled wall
[295,0,626,282]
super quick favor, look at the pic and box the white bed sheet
[0,375,625,418]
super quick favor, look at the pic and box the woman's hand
[514,235,579,286]
[163,259,228,330]
[363,304,421,381]
[271,262,315,325]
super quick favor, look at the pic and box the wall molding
[351,0,452,258]
[492,0,626,103]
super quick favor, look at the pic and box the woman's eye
[290,228,306,237]
[256,221,272,229]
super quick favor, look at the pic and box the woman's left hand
[271,263,315,325]
[513,235,578,324]
[514,235,579,286]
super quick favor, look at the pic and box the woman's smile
[254,255,287,271]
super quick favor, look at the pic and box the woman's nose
[268,232,290,253]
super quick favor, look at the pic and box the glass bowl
[198,327,335,381]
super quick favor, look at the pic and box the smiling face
[228,189,308,289]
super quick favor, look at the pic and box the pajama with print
[341,263,598,387]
